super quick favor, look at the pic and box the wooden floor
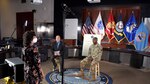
[0,58,150,84]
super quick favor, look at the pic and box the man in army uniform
[79,37,103,81]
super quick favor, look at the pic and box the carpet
[45,68,113,84]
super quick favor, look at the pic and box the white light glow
[46,28,51,33]
[37,26,41,32]
[77,26,81,31]
[24,20,28,27]
[41,26,46,32]
[32,0,42,4]
[87,0,101,3]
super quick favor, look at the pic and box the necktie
[57,42,60,49]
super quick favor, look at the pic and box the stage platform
[45,68,113,84]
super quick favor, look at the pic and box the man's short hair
[93,37,98,40]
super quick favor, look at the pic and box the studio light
[87,0,101,3]
[31,0,42,5]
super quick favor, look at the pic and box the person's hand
[91,61,97,66]
[34,47,38,53]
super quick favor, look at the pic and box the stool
[89,62,100,80]
[3,77,14,84]
[54,57,61,72]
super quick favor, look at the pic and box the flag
[144,18,150,46]
[94,12,105,38]
[114,13,125,43]
[105,11,115,41]
[144,18,150,33]
[134,22,149,51]
[81,16,94,36]
[148,34,150,46]
[123,13,138,43]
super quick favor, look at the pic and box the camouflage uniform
[80,43,102,78]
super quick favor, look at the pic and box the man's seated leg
[51,57,57,71]
[77,58,91,78]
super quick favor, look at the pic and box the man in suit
[51,35,65,72]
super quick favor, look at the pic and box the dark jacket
[52,41,65,57]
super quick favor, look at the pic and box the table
[103,48,150,69]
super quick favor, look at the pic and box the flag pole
[120,9,122,14]
[88,11,90,16]
[111,8,113,13]
[132,11,134,14]
[141,17,144,23]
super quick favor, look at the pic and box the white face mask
[32,37,38,43]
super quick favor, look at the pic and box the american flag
[81,16,94,36]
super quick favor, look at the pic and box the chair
[38,46,48,62]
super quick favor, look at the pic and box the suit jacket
[52,41,65,57]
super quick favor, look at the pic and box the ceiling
[62,0,149,7]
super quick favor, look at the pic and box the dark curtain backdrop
[55,0,150,48]
[81,6,141,48]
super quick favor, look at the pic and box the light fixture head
[31,0,42,5]
[87,0,101,3]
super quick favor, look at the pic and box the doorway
[16,12,34,46]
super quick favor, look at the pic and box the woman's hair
[23,30,36,47]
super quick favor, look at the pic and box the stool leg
[4,77,9,84]
[95,64,98,80]
[97,64,99,78]
[91,63,100,81]
[90,65,96,81]
[4,77,15,84]
[95,65,97,79]
[58,63,61,72]
[95,63,100,78]
[98,63,100,76]
[54,58,61,72]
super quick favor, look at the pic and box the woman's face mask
[32,36,38,43]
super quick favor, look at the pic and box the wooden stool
[54,57,61,72]
[3,77,14,84]
[3,77,26,84]
[89,62,100,80]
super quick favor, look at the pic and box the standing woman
[22,30,44,84]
